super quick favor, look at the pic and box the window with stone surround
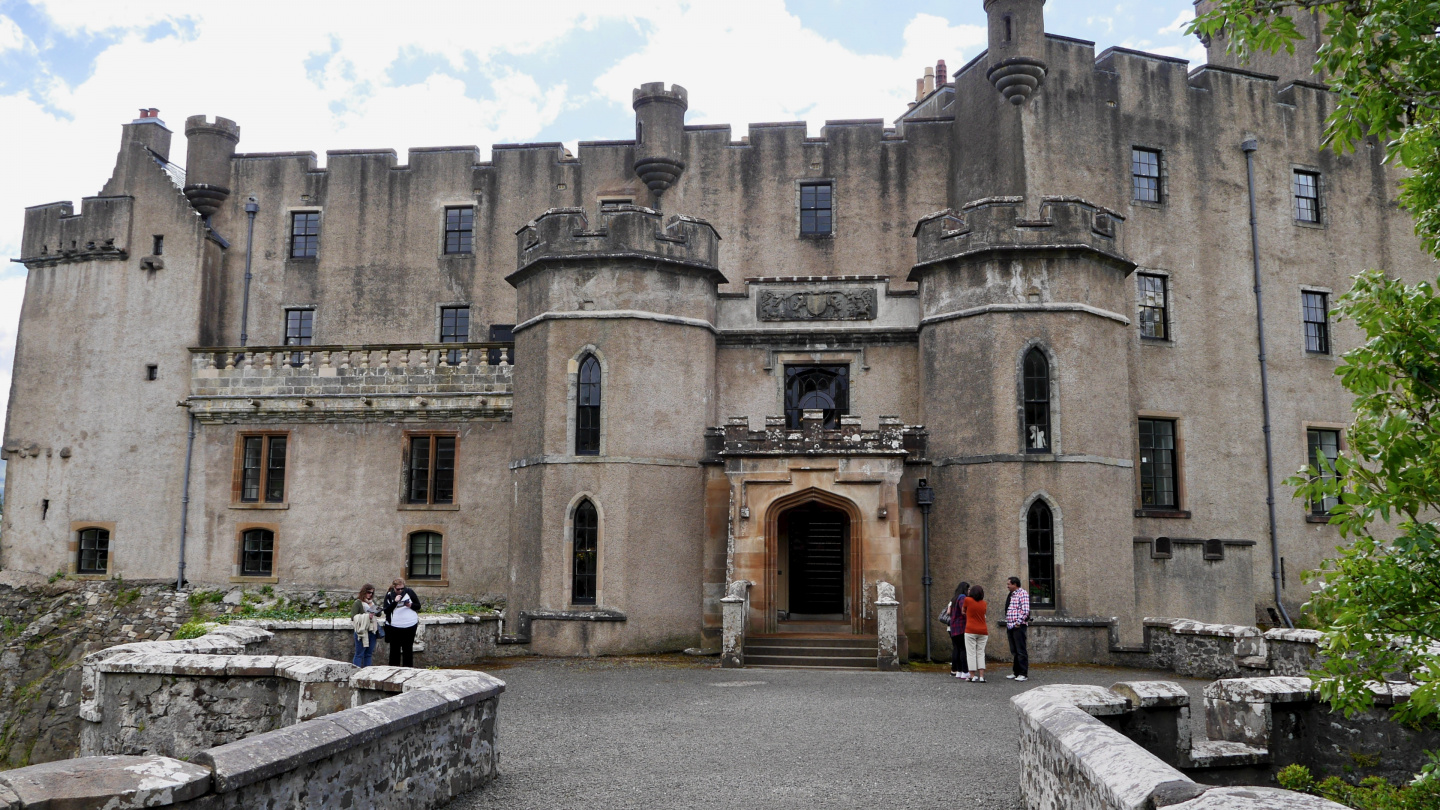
[1293,170,1321,223]
[572,499,598,605]
[1139,418,1179,509]
[1026,502,1055,608]
[241,528,274,577]
[784,365,849,429]
[406,434,457,505]
[1132,147,1162,203]
[444,207,474,254]
[235,433,288,504]
[1302,290,1330,354]
[799,182,833,236]
[1307,428,1341,516]
[290,211,320,258]
[1137,274,1169,340]
[1023,349,1051,452]
[408,531,444,579]
[78,527,110,575]
[440,306,469,365]
[576,355,602,455]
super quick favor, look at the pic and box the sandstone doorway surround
[704,412,926,639]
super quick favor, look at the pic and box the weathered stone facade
[4,1,1432,659]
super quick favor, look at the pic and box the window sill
[798,232,835,240]
[230,503,289,510]
[398,503,460,511]
[1305,351,1333,358]
[409,579,449,587]
[1139,336,1174,346]
[1305,514,1334,524]
[1135,509,1191,519]
[440,252,473,259]
[1293,220,1326,230]
[230,576,279,584]
[73,573,110,581]
[1130,200,1164,210]
[286,256,319,263]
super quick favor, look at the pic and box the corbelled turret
[183,115,240,218]
[984,0,1048,104]
[631,83,688,204]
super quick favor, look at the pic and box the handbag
[938,603,953,624]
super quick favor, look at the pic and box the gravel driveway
[449,656,1207,810]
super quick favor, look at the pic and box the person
[1004,576,1031,682]
[942,581,971,679]
[350,583,382,668]
[962,584,988,683]
[383,578,422,667]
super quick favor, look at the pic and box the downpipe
[176,413,197,591]
[240,196,257,346]
[1242,137,1294,629]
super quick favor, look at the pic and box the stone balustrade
[704,412,928,462]
[187,342,514,423]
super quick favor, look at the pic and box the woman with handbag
[962,584,989,683]
[350,583,382,668]
[940,581,971,680]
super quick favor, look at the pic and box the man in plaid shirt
[1004,576,1030,681]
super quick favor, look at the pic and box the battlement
[18,196,133,267]
[183,115,240,140]
[703,414,927,462]
[632,82,688,109]
[513,205,722,279]
[912,196,1130,270]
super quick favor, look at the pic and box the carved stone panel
[757,289,877,321]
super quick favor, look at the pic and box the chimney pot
[916,77,925,102]
[936,59,948,86]
[923,66,935,94]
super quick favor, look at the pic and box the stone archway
[763,488,866,635]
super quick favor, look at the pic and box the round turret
[631,83,688,201]
[183,115,240,217]
[984,0,1048,104]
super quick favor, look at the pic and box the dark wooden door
[789,505,846,615]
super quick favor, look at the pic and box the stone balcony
[186,343,513,424]
[703,412,927,462]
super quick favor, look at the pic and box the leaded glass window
[1023,348,1050,452]
[1307,428,1341,515]
[784,365,849,429]
[78,527,110,575]
[408,531,444,579]
[576,355,602,455]
[407,435,456,505]
[572,499,598,605]
[1137,274,1169,340]
[241,528,274,577]
[1132,148,1161,203]
[1139,418,1178,508]
[238,434,288,504]
[1026,502,1055,608]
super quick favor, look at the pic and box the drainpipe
[239,196,258,346]
[1241,137,1294,629]
[917,479,936,661]
[176,413,197,591]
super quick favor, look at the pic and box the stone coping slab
[1203,676,1313,703]
[1170,620,1262,639]
[192,676,501,794]
[1188,740,1270,767]
[1020,684,1131,716]
[94,652,355,684]
[1110,680,1190,709]
[0,755,211,809]
[232,613,498,631]
[1169,786,1348,809]
[1368,680,1417,706]
[1262,628,1324,644]
[350,665,506,697]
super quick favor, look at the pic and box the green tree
[1192,2,1440,785]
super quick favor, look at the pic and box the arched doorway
[779,501,849,620]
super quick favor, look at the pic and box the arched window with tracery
[576,354,601,455]
[1023,348,1051,452]
[1026,501,1056,608]
[572,499,598,605]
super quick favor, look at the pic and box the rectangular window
[444,206,474,254]
[407,434,456,505]
[1132,148,1162,203]
[290,211,320,258]
[799,182,833,236]
[152,235,164,256]
[1307,428,1341,515]
[1138,418,1179,509]
[78,528,110,575]
[1137,274,1169,340]
[145,364,158,381]
[1293,170,1321,223]
[285,308,313,367]
[408,532,444,579]
[488,324,514,366]
[241,528,274,577]
[440,306,470,364]
[1302,291,1330,354]
[238,434,288,504]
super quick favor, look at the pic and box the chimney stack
[923,66,936,95]
[936,60,948,87]
[915,78,925,102]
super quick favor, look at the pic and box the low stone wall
[234,613,507,666]
[1014,683,1345,809]
[0,623,506,808]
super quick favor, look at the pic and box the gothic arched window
[1026,501,1056,608]
[1023,348,1051,453]
[572,499,598,605]
[576,354,602,455]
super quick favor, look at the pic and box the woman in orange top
[962,585,989,683]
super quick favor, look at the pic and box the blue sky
[0,0,1204,452]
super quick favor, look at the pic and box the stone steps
[743,635,878,669]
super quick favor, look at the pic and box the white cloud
[1159,8,1194,36]
[0,14,26,53]
[0,271,25,432]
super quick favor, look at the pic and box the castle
[3,1,1430,660]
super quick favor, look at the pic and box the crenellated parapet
[511,205,722,281]
[703,413,927,463]
[911,196,1131,272]
[18,197,133,268]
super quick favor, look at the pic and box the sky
[0,0,1205,468]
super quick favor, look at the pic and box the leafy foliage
[1191,1,1440,255]
[1280,762,1440,808]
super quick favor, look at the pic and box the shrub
[1279,764,1440,810]
[172,621,211,640]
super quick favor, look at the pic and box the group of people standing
[350,578,424,668]
[940,576,1031,683]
